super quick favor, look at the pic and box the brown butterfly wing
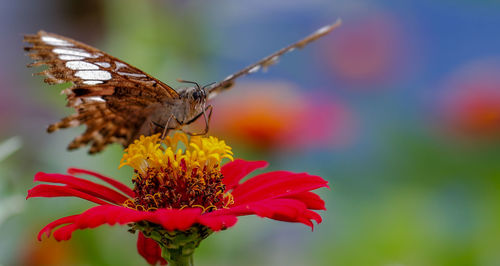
[24,31,179,153]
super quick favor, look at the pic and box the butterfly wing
[207,19,342,99]
[24,31,179,153]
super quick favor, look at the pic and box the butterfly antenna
[177,78,206,99]
[177,79,200,90]
[202,82,216,97]
[202,82,216,90]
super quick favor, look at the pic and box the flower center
[120,133,234,212]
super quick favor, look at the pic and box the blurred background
[1,0,500,265]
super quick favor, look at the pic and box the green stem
[162,246,194,266]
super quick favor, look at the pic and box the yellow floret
[119,133,233,175]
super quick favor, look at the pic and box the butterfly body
[24,19,341,153]
[134,87,207,139]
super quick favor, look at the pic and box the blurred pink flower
[208,81,355,152]
[321,12,414,89]
[439,59,500,139]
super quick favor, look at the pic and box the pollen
[120,133,234,212]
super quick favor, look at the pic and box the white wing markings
[117,72,146,78]
[53,48,101,58]
[111,61,147,77]
[41,36,73,47]
[95,62,111,68]
[83,80,104,85]
[248,65,261,73]
[59,55,85,60]
[315,25,332,35]
[114,61,127,71]
[85,96,106,102]
[66,61,99,70]
[75,70,112,80]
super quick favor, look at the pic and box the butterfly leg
[182,105,213,136]
[161,114,183,139]
[161,114,174,139]
[200,105,214,135]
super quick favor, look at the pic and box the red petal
[67,168,135,198]
[293,210,323,230]
[137,232,167,265]
[296,217,314,229]
[197,213,238,231]
[37,205,241,243]
[34,172,129,204]
[231,198,305,218]
[75,205,144,228]
[221,159,268,190]
[53,224,78,241]
[225,198,322,229]
[37,215,78,241]
[46,206,207,239]
[27,184,110,205]
[303,210,322,224]
[232,171,328,204]
[283,192,326,210]
[38,206,141,241]
[146,208,201,231]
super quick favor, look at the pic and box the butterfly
[24,19,341,154]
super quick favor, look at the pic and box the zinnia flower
[27,133,328,265]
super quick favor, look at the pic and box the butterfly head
[191,84,207,102]
[175,79,213,124]
[177,79,209,104]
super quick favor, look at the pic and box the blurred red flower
[439,60,500,139]
[208,81,355,152]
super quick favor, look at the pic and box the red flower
[27,134,328,265]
